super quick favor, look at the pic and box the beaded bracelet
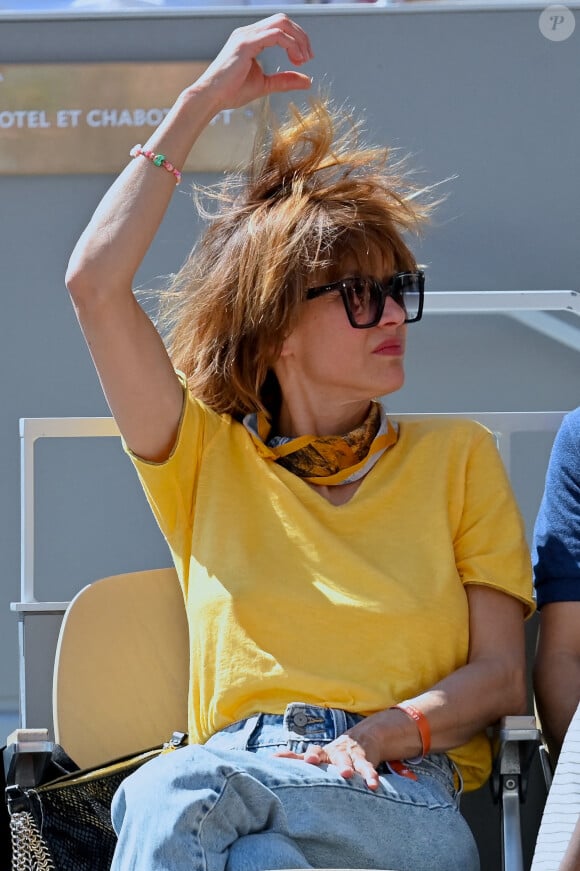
[129,144,182,185]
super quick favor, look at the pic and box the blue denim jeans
[111,703,479,871]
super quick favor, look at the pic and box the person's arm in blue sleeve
[533,408,580,760]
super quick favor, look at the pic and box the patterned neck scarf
[243,402,398,486]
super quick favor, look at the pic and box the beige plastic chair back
[53,567,189,769]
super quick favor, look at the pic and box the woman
[66,14,534,871]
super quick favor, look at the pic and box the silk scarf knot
[243,402,398,486]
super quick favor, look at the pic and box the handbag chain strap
[10,811,56,871]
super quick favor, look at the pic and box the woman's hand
[274,719,389,791]
[192,14,314,111]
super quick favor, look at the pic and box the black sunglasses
[306,271,425,329]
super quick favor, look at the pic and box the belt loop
[451,757,465,798]
[330,707,347,739]
[238,714,262,750]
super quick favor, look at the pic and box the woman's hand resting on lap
[274,716,390,791]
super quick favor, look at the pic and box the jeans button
[292,711,309,729]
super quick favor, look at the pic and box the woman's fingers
[350,756,380,790]
[325,743,380,790]
[264,70,312,96]
[274,740,380,790]
[200,15,313,108]
[273,745,326,763]
[239,14,314,66]
[303,745,326,764]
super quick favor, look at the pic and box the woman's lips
[372,340,404,356]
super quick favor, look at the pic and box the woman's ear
[277,336,292,359]
[273,326,297,360]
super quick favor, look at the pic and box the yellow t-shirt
[127,383,534,791]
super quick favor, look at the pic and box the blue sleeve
[532,408,580,608]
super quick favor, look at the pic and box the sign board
[0,62,261,174]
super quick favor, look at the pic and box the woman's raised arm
[65,15,313,461]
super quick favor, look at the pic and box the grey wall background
[0,4,579,867]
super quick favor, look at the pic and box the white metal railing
[425,289,579,314]
[426,289,580,353]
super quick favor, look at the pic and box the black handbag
[4,731,187,871]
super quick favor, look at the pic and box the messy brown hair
[159,98,436,418]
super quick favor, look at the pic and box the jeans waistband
[209,703,365,752]
[203,704,462,801]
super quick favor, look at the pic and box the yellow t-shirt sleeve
[455,426,535,617]
[123,373,205,564]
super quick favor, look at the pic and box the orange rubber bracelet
[391,702,431,760]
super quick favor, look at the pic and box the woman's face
[274,253,408,407]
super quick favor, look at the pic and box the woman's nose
[379,294,406,326]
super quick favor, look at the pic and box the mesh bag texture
[10,747,162,871]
